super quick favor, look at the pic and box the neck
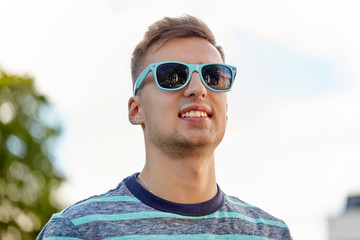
[139,146,217,204]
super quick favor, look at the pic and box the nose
[183,71,208,98]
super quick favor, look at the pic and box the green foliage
[0,71,63,240]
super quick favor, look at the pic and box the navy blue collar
[124,173,224,216]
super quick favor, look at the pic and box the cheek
[216,95,228,119]
[142,95,176,125]
[221,107,228,125]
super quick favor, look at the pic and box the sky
[1,0,360,239]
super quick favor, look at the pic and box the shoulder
[223,195,283,221]
[222,194,292,239]
[59,181,138,219]
[37,181,140,239]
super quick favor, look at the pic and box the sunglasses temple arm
[133,67,152,96]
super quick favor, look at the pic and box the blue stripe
[44,237,83,240]
[105,234,274,240]
[72,211,287,228]
[72,212,176,225]
[73,196,140,207]
[51,213,64,219]
[224,196,256,208]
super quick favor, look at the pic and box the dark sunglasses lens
[156,63,189,89]
[201,65,232,91]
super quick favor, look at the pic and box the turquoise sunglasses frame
[133,61,237,96]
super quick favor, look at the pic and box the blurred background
[1,0,359,239]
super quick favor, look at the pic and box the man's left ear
[128,96,144,125]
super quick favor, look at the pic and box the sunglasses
[133,61,237,96]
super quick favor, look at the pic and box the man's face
[130,37,228,158]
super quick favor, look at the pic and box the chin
[180,134,222,150]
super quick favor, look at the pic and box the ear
[128,96,144,125]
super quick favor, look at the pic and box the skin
[128,37,228,204]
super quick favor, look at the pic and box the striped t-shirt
[37,173,292,240]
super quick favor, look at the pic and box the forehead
[145,37,223,66]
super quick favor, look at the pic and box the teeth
[181,111,208,118]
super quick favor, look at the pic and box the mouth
[181,110,208,118]
[178,105,212,119]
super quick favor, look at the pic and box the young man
[38,15,292,239]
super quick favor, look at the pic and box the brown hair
[130,15,225,86]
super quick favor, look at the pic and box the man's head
[128,15,234,159]
[131,15,225,88]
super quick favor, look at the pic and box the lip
[178,104,212,119]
